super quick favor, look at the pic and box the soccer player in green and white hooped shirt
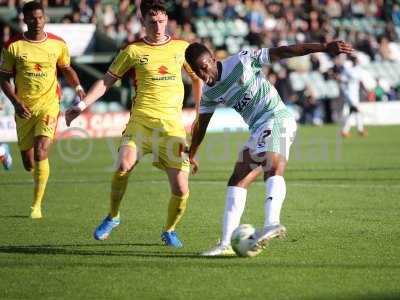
[185,40,353,256]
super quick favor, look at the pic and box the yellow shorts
[15,105,59,151]
[120,117,190,172]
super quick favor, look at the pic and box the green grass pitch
[0,125,399,300]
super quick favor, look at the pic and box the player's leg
[341,103,352,137]
[251,117,297,251]
[202,149,262,256]
[94,120,149,240]
[161,167,189,248]
[94,145,140,240]
[223,150,262,244]
[352,105,366,136]
[262,151,287,228]
[29,108,59,219]
[20,148,34,172]
[31,135,52,219]
[110,145,140,218]
[0,143,13,170]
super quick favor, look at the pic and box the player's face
[143,11,168,42]
[24,9,46,34]
[192,52,218,86]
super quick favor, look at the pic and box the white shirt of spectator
[340,63,362,106]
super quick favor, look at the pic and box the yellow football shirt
[107,36,197,121]
[0,32,70,113]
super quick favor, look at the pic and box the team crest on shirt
[217,96,226,104]
[48,52,57,60]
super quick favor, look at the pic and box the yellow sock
[109,170,130,218]
[31,159,49,210]
[164,191,189,232]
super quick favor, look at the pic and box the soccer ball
[231,224,261,257]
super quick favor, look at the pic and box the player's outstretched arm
[65,73,117,127]
[191,77,203,114]
[268,41,353,62]
[189,112,213,175]
[0,74,31,119]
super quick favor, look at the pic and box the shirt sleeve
[0,47,15,75]
[57,42,71,68]
[257,48,270,65]
[238,48,270,68]
[183,60,199,80]
[107,49,134,78]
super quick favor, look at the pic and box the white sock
[264,175,286,227]
[221,186,247,246]
[0,145,5,156]
[342,113,352,133]
[356,112,364,132]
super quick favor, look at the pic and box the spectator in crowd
[336,55,367,137]
[2,0,399,121]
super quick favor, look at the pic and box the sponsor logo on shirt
[34,64,42,72]
[152,65,176,81]
[158,66,171,75]
[26,63,47,77]
[233,92,251,112]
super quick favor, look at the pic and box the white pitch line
[0,179,399,189]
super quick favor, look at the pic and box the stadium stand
[0,0,400,124]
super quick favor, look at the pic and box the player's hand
[189,157,199,175]
[76,89,86,101]
[65,106,82,127]
[14,101,32,119]
[326,41,353,56]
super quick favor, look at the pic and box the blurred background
[0,0,399,138]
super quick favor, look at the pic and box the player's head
[185,43,218,86]
[22,1,45,34]
[140,0,168,42]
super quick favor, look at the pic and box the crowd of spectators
[1,0,400,124]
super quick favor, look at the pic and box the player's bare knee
[228,174,248,188]
[264,162,286,178]
[34,150,48,161]
[172,184,189,197]
[34,142,49,161]
[118,161,134,172]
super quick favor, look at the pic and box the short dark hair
[185,42,212,69]
[22,1,44,16]
[140,0,167,18]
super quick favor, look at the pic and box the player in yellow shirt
[0,1,85,219]
[65,0,202,247]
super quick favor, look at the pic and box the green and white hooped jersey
[199,48,292,132]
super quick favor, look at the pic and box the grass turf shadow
[0,244,237,259]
